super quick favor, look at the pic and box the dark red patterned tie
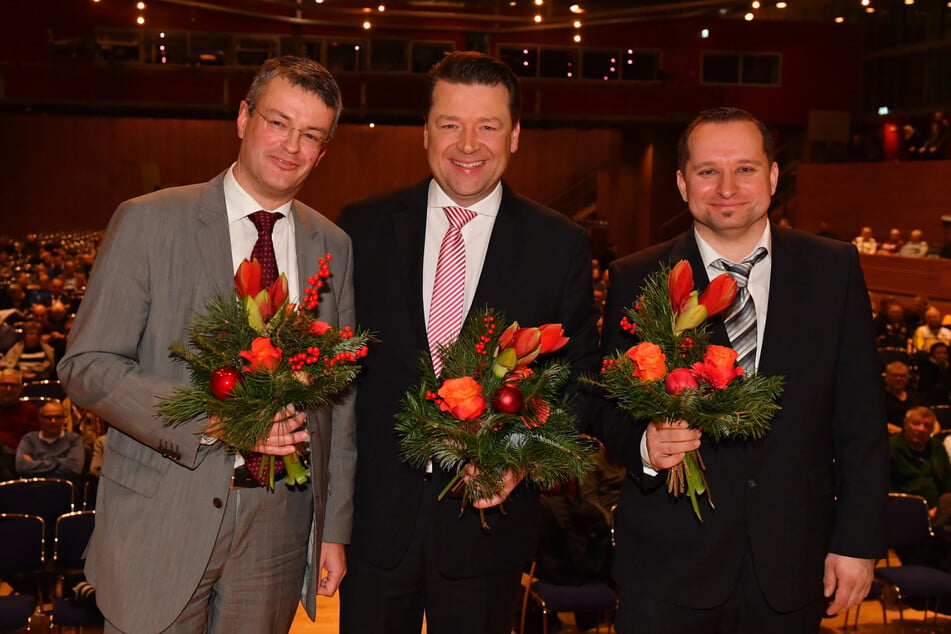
[244,210,285,485]
[248,210,283,288]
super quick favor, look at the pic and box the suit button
[747,479,757,489]
[213,498,223,508]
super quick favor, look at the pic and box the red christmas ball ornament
[209,366,242,400]
[491,384,524,414]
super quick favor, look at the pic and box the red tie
[244,210,285,484]
[248,210,283,287]
[428,206,477,376]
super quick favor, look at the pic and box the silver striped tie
[712,247,767,372]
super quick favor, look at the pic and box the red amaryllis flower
[691,344,743,389]
[698,273,738,318]
[668,260,694,313]
[240,337,283,373]
[492,322,569,377]
[437,377,487,421]
[625,342,667,382]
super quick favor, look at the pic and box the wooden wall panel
[0,115,620,235]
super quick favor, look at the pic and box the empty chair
[933,405,951,431]
[875,493,951,631]
[518,560,617,634]
[50,510,102,631]
[0,513,45,629]
[0,478,74,543]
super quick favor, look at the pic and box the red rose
[691,344,743,389]
[625,342,667,382]
[437,377,487,421]
[239,337,283,373]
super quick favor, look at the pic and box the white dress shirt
[421,179,501,327]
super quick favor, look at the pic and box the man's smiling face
[423,80,520,207]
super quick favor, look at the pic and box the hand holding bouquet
[158,256,371,489]
[591,261,784,521]
[395,309,597,530]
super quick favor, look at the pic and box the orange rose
[437,377,487,421]
[310,320,331,335]
[239,337,283,373]
[625,342,667,382]
[691,344,743,389]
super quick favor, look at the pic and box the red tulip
[699,273,738,318]
[537,324,569,354]
[668,260,694,314]
[234,258,264,299]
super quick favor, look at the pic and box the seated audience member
[15,399,84,482]
[816,221,841,241]
[914,306,951,353]
[890,407,950,509]
[47,277,75,313]
[1,321,56,380]
[884,360,927,433]
[919,342,951,406]
[0,368,40,481]
[88,431,107,479]
[877,301,911,349]
[0,283,28,326]
[899,229,930,257]
[917,111,949,160]
[852,226,878,254]
[877,228,904,255]
[24,273,52,308]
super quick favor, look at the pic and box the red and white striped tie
[427,206,477,376]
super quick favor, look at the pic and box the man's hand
[466,464,526,509]
[205,404,309,455]
[318,542,346,596]
[645,420,701,470]
[823,553,874,616]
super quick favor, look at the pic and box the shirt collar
[694,222,772,268]
[224,163,295,222]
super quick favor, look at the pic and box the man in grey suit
[58,56,356,634]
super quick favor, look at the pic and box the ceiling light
[834,16,845,22]
[573,34,581,42]
[744,12,754,20]
[363,20,372,29]
[573,20,581,28]
[569,4,584,13]
[775,1,787,7]
[534,14,542,22]
[136,15,145,24]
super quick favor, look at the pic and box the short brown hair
[426,51,521,125]
[677,107,775,173]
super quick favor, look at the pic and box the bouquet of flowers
[591,260,784,521]
[395,308,597,530]
[158,255,371,489]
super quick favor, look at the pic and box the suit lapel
[471,186,520,315]
[195,173,234,293]
[758,226,796,377]
[395,183,430,350]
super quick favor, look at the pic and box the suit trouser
[339,479,524,634]
[104,480,313,634]
[615,543,827,634]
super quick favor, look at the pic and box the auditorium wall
[0,114,622,236]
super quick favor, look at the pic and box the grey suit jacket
[58,170,356,633]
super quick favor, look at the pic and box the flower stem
[282,452,310,487]
[438,470,462,501]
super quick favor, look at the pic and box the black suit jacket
[337,179,601,578]
[592,225,888,612]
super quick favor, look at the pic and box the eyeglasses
[250,107,327,151]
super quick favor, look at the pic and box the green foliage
[157,288,371,452]
[395,309,597,503]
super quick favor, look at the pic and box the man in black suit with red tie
[592,107,888,633]
[336,51,601,634]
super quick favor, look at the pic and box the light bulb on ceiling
[744,12,754,20]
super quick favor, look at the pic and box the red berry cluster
[301,254,334,311]
[601,358,619,373]
[620,316,636,333]
[339,326,354,339]
[289,346,323,371]
[474,316,497,355]
[322,345,369,370]
[679,337,693,359]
